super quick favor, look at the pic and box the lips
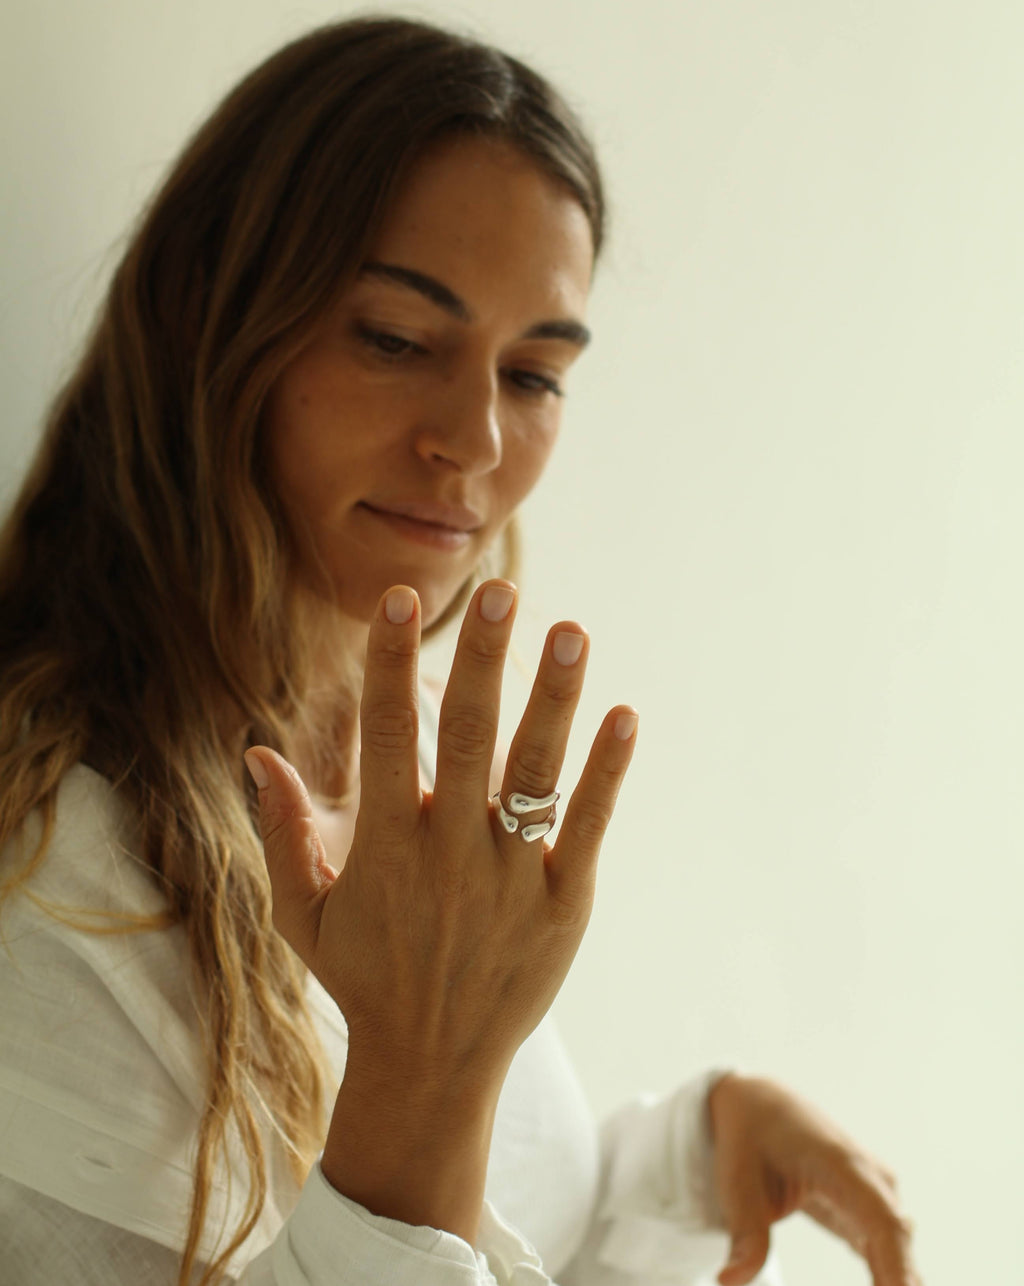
[360,499,484,532]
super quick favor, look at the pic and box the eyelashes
[354,324,565,399]
[356,325,424,360]
[506,369,564,398]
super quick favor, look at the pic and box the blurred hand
[708,1074,922,1286]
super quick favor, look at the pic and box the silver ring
[491,793,519,834]
[509,789,560,815]
[491,789,559,842]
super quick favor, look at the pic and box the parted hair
[0,14,604,1286]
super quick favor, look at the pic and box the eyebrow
[359,260,592,349]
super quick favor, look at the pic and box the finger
[433,580,517,814]
[717,1225,772,1286]
[245,747,335,967]
[806,1194,919,1286]
[498,623,589,829]
[803,1158,920,1286]
[714,1145,774,1286]
[878,1162,900,1193]
[872,1224,922,1286]
[357,585,423,838]
[546,705,637,904]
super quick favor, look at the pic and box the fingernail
[385,587,415,624]
[480,584,515,622]
[244,750,269,789]
[613,711,638,741]
[553,631,585,666]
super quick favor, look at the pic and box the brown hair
[0,15,603,1284]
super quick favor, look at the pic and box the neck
[290,605,371,804]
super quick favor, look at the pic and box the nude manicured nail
[480,585,514,622]
[553,631,585,666]
[385,587,415,624]
[244,750,269,789]
[613,712,638,741]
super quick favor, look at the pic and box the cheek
[265,398,324,517]
[265,362,395,497]
[265,359,328,472]
[503,419,559,501]
[269,364,350,456]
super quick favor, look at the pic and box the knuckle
[259,798,305,848]
[570,799,611,847]
[374,630,419,663]
[361,701,418,753]
[823,1139,855,1170]
[507,740,556,795]
[876,1204,915,1244]
[878,1162,900,1193]
[585,760,624,811]
[441,710,495,764]
[537,674,580,711]
[547,889,587,930]
[461,631,509,666]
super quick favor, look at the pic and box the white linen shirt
[0,708,781,1285]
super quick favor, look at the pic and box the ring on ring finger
[491,788,559,843]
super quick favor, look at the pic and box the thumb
[244,747,336,965]
[716,1169,773,1286]
[718,1226,772,1286]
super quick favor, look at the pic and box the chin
[322,566,476,633]
[415,575,477,633]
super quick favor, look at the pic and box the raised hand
[245,579,636,1240]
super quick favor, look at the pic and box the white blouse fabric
[0,707,781,1285]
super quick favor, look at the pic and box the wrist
[706,1068,744,1143]
[321,1058,501,1244]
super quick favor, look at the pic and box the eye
[504,368,565,399]
[355,324,424,360]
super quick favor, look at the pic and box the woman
[0,15,920,1286]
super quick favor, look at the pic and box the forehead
[363,136,595,320]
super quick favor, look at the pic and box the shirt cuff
[593,1067,734,1280]
[259,1160,552,1285]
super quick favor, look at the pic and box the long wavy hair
[0,15,604,1284]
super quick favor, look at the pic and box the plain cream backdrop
[2,2,1021,1283]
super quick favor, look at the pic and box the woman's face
[263,135,595,628]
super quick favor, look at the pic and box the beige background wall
[3,2,1022,1282]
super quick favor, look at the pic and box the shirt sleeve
[0,769,556,1286]
[0,1170,553,1285]
[0,927,556,1285]
[558,1073,784,1286]
[240,1165,552,1285]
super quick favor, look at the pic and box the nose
[413,368,502,475]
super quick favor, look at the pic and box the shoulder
[0,766,293,1267]
[0,763,199,1086]
[0,767,211,1248]
[2,762,166,921]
